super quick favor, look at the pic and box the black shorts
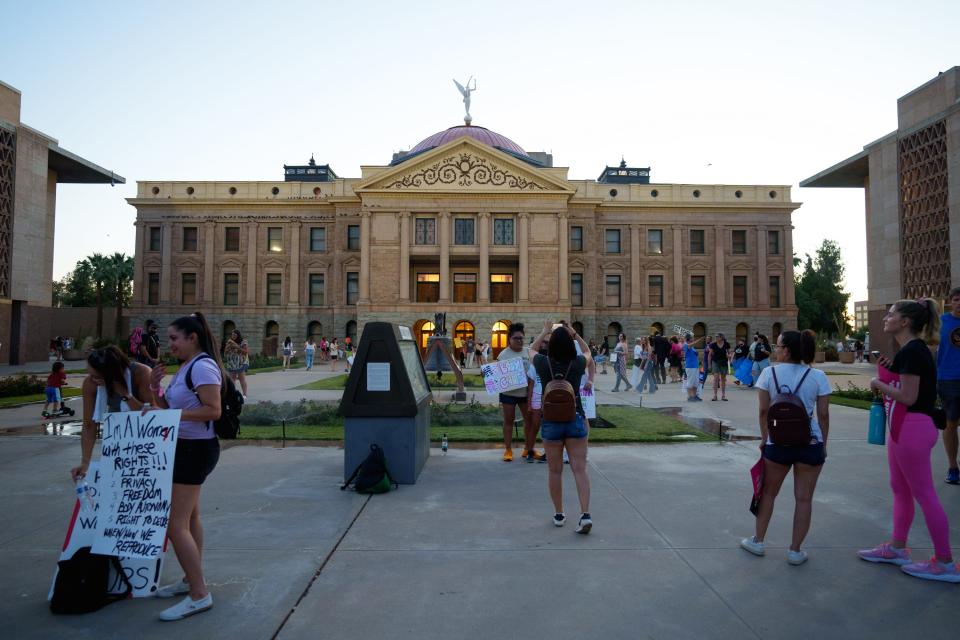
[173,438,220,485]
[938,380,960,422]
[499,394,527,406]
[763,442,825,467]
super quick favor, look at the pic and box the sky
[3,0,959,313]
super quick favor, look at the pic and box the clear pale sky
[4,0,959,313]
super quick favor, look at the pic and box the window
[309,274,325,306]
[454,218,475,245]
[768,230,781,255]
[224,227,240,252]
[223,273,239,305]
[453,273,477,303]
[148,227,161,251]
[691,275,705,307]
[690,229,705,255]
[490,274,514,303]
[647,229,663,255]
[769,275,781,307]
[493,219,514,245]
[346,272,359,304]
[310,227,326,252]
[733,276,748,307]
[266,273,282,306]
[415,218,436,245]
[182,227,198,252]
[570,226,583,251]
[604,229,621,253]
[416,273,440,303]
[268,227,283,253]
[181,273,196,305]
[147,273,159,305]
[571,273,583,307]
[347,225,360,250]
[605,275,621,307]
[648,275,663,307]
[732,230,747,255]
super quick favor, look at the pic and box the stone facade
[129,129,799,356]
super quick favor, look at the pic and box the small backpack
[185,354,244,439]
[542,359,576,422]
[767,367,813,446]
[50,547,132,614]
[341,444,398,494]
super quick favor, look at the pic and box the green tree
[795,240,852,338]
[52,259,98,307]
[86,253,112,339]
[109,252,134,337]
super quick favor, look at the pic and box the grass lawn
[0,387,84,408]
[296,372,486,391]
[237,404,713,443]
[830,395,871,410]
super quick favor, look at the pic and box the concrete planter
[814,351,826,363]
[838,352,855,364]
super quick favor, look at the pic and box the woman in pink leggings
[859,298,960,582]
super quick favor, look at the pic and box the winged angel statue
[453,77,476,124]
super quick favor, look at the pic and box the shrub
[823,345,839,362]
[248,354,283,370]
[833,382,874,401]
[0,374,46,398]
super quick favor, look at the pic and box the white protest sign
[50,461,167,599]
[528,364,542,410]
[673,324,692,337]
[580,383,597,420]
[481,358,528,395]
[92,410,180,560]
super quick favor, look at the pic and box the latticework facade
[898,120,951,300]
[0,127,14,299]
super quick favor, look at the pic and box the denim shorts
[763,442,825,467]
[45,386,61,403]
[541,413,588,441]
[938,380,960,422]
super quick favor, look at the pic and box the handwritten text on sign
[481,358,528,395]
[92,410,180,560]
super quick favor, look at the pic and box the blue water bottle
[868,393,886,445]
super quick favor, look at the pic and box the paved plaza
[2,363,959,639]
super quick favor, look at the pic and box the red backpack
[767,367,813,446]
[542,360,577,422]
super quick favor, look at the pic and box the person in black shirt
[708,333,731,401]
[862,298,959,582]
[653,333,671,384]
[139,320,161,367]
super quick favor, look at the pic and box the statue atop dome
[453,76,476,125]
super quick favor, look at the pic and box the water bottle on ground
[441,433,448,454]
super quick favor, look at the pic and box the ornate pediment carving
[383,152,547,191]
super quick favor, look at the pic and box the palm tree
[110,252,134,338]
[85,253,111,339]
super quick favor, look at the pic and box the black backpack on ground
[50,547,132,614]
[767,367,813,446]
[341,444,398,494]
[185,353,244,439]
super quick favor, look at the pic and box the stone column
[439,212,450,303]
[246,222,258,305]
[203,221,215,303]
[518,213,530,303]
[714,225,726,307]
[399,212,411,302]
[478,212,490,303]
[757,226,768,306]
[558,212,569,303]
[785,225,796,305]
[133,223,145,304]
[359,212,371,303]
[672,225,683,305]
[289,221,301,305]
[159,222,172,304]
[630,225,642,307]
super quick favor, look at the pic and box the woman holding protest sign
[70,346,154,484]
[142,312,225,620]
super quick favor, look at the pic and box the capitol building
[128,120,799,357]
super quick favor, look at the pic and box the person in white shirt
[741,329,830,566]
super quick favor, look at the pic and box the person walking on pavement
[653,332,671,385]
[635,336,658,394]
[682,334,702,401]
[596,337,610,375]
[611,333,631,392]
[709,332,731,401]
[938,286,960,484]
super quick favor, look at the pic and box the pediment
[354,137,574,194]
[342,256,361,267]
[687,261,710,270]
[646,261,670,271]
[144,257,162,268]
[304,259,329,269]
[767,262,785,272]
[177,257,203,268]
[729,261,753,271]
[262,257,286,269]
[568,257,588,268]
[603,261,626,271]
[219,258,244,269]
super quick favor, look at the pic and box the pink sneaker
[857,542,911,566]
[901,557,960,583]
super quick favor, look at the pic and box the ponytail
[893,298,941,344]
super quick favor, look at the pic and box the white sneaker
[155,580,190,598]
[553,513,566,527]
[159,593,213,621]
[740,536,765,556]
[575,513,592,534]
[787,549,808,566]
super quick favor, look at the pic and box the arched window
[607,322,622,340]
[345,320,357,344]
[454,321,475,344]
[693,322,707,342]
[414,320,435,351]
[307,321,322,342]
[263,321,280,357]
[491,320,511,358]
[650,322,665,336]
[771,323,782,344]
[572,321,584,338]
[736,322,749,344]
[265,321,279,337]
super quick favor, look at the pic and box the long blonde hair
[892,298,941,344]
